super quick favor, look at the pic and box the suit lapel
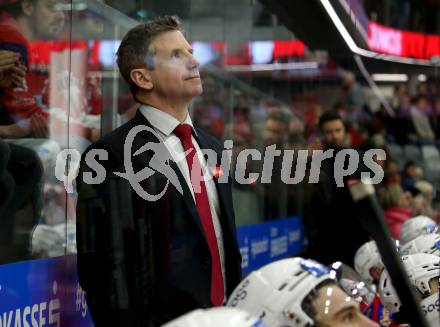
[131,111,204,234]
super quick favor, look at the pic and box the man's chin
[192,86,203,96]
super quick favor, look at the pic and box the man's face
[27,0,65,39]
[321,119,346,149]
[147,30,202,101]
[264,119,285,146]
[313,285,378,327]
[417,98,428,111]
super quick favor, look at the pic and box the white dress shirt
[139,105,227,296]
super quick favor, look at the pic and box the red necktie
[173,124,225,306]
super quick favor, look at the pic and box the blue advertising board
[0,216,303,325]
[237,216,304,274]
[0,255,93,327]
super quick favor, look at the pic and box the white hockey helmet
[162,307,265,327]
[226,257,334,327]
[354,241,384,284]
[400,216,438,245]
[378,253,440,314]
[400,233,440,257]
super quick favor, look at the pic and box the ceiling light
[372,74,408,82]
[225,62,319,72]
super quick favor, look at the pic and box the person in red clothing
[0,0,65,138]
[378,183,413,240]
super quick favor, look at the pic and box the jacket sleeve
[76,145,158,327]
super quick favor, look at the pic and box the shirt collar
[139,105,197,137]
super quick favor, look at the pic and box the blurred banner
[237,216,304,275]
[0,255,93,327]
[368,22,440,60]
[0,217,303,325]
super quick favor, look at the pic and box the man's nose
[188,54,200,69]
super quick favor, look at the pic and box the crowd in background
[191,70,440,232]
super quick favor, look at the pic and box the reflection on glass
[0,0,103,262]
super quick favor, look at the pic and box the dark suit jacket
[76,110,242,327]
[304,148,370,267]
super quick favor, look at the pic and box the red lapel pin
[210,166,224,178]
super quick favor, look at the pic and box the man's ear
[130,68,153,91]
[369,266,382,283]
[21,0,35,17]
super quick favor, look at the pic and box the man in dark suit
[304,111,370,267]
[76,16,242,327]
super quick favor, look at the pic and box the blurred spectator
[0,138,43,262]
[288,115,306,151]
[401,160,419,191]
[192,75,224,139]
[0,1,100,147]
[230,134,263,225]
[428,81,438,100]
[407,187,425,215]
[302,93,321,141]
[409,95,435,144]
[0,0,65,138]
[378,183,413,239]
[395,93,411,118]
[416,82,429,97]
[413,180,438,219]
[263,110,289,148]
[0,1,65,183]
[429,97,440,140]
[0,2,83,262]
[347,121,369,149]
[261,110,290,220]
[72,2,105,40]
[0,44,43,263]
[304,111,370,266]
[340,71,367,123]
[383,158,401,185]
[390,92,415,144]
[392,84,409,109]
[230,92,253,144]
